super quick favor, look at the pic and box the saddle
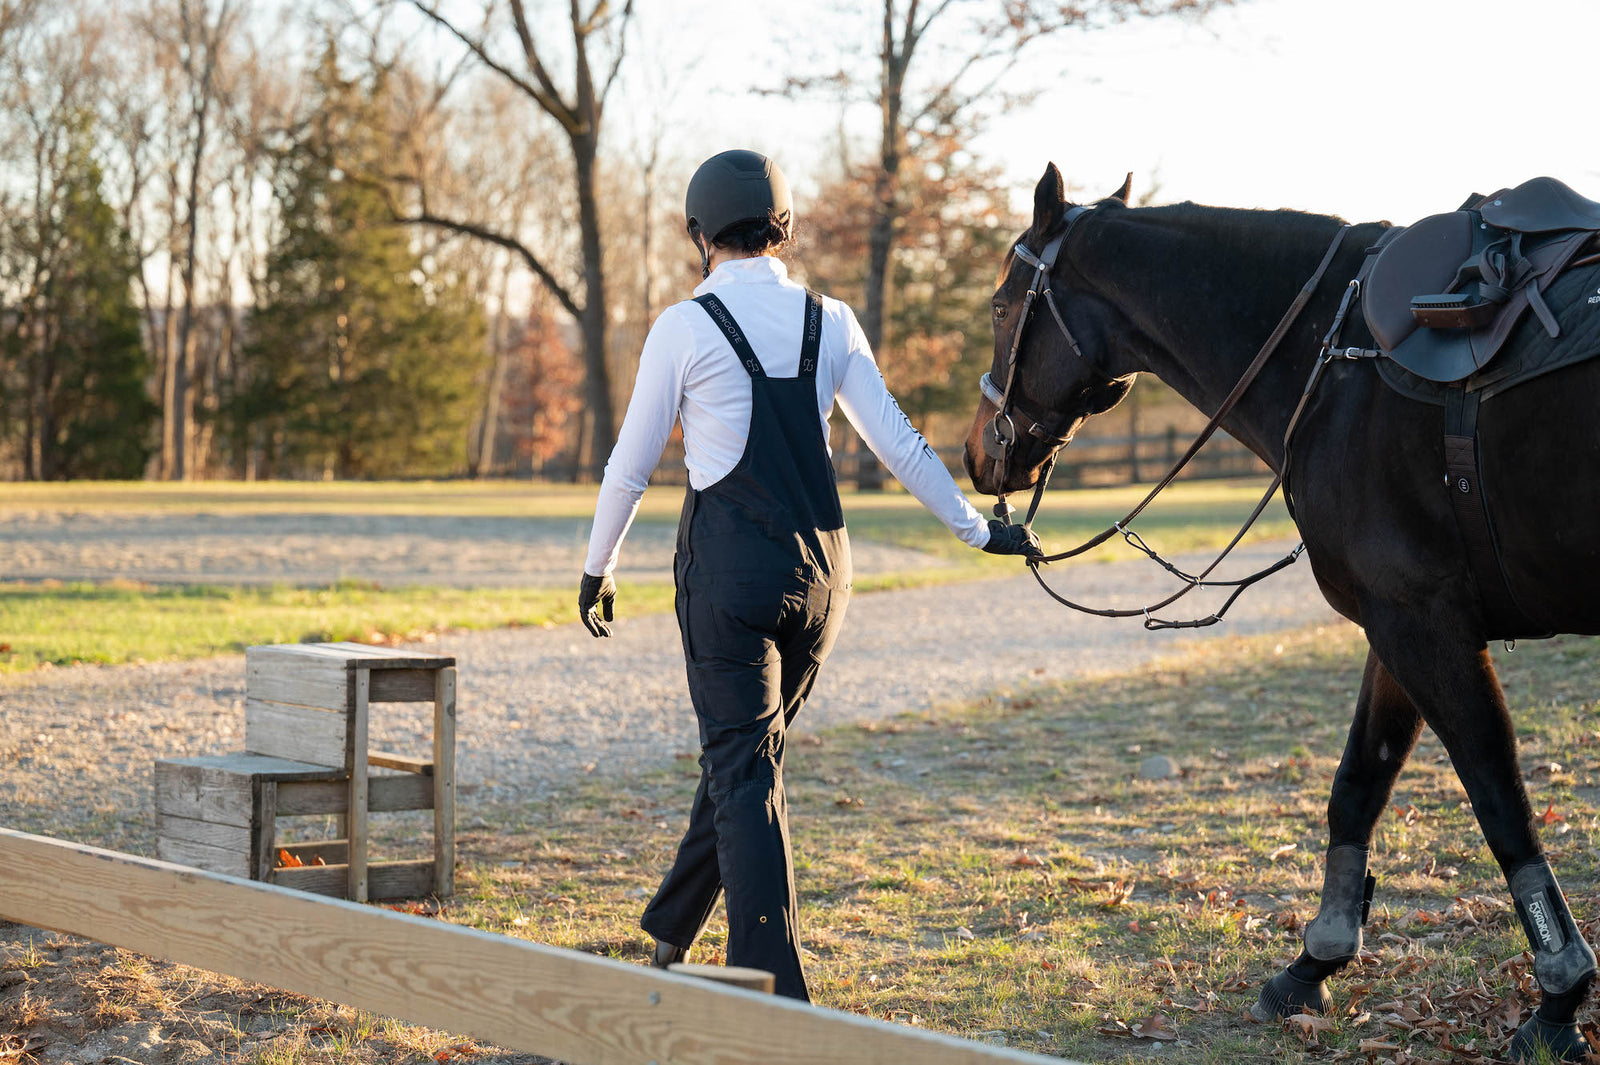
[1363,177,1600,382]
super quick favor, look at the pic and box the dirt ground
[0,514,1340,1064]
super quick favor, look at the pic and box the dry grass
[8,622,1600,1063]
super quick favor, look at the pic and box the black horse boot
[1253,844,1375,1019]
[651,938,687,968]
[1505,859,1596,1062]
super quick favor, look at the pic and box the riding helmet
[684,149,792,245]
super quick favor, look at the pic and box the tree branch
[408,211,582,320]
[596,0,633,114]
[405,0,579,135]
[508,0,578,129]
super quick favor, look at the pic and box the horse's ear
[1110,172,1133,204]
[1033,162,1066,232]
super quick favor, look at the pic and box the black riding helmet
[684,149,792,278]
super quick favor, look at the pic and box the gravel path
[0,538,1346,852]
[0,511,946,587]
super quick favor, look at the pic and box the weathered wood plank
[434,667,457,898]
[251,779,278,882]
[667,963,775,994]
[272,859,434,901]
[0,829,1069,1065]
[245,658,351,712]
[275,775,431,816]
[155,835,250,878]
[156,754,345,784]
[157,814,251,853]
[314,641,456,669]
[348,669,370,903]
[368,751,432,775]
[368,669,440,703]
[244,700,349,768]
[154,760,254,828]
[249,642,455,671]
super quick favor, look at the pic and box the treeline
[0,0,1223,483]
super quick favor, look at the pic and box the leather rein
[983,212,1351,629]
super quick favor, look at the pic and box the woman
[579,148,1040,1001]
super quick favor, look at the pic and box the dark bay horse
[965,164,1600,1061]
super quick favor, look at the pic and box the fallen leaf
[1095,1019,1132,1038]
[1131,1014,1179,1041]
[1008,851,1046,868]
[1358,1038,1401,1052]
[432,1042,480,1061]
[1539,801,1565,825]
[1286,1012,1335,1044]
[1268,843,1298,862]
[276,849,304,869]
[1101,880,1136,909]
[1393,803,1423,826]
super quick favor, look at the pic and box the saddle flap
[1364,210,1478,353]
[1479,176,1600,233]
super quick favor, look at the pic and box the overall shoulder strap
[799,290,823,379]
[693,293,764,378]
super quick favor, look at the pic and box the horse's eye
[992,304,1007,322]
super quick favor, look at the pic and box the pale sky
[617,0,1599,228]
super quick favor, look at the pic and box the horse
[964,163,1600,1061]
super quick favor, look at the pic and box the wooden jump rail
[0,828,1077,1065]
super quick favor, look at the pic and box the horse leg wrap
[1503,860,1596,1063]
[1252,845,1375,1020]
[1509,859,1596,999]
[1303,844,1376,963]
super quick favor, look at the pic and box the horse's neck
[1091,207,1361,469]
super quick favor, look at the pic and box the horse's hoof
[1250,968,1332,1021]
[1508,1013,1590,1062]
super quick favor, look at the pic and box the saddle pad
[1377,260,1600,405]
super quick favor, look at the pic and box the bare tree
[158,0,241,480]
[383,0,635,479]
[788,0,1231,486]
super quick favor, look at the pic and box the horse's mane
[1060,199,1356,315]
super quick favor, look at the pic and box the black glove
[578,573,616,637]
[982,519,1044,560]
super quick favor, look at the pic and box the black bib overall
[640,290,851,1001]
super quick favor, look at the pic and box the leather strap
[1032,223,1352,563]
[1443,386,1544,638]
[799,290,823,379]
[694,293,765,378]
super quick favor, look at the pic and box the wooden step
[368,750,432,775]
[271,858,437,900]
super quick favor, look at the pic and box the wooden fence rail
[636,431,1265,489]
[0,828,1077,1065]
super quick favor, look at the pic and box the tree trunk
[474,262,513,477]
[573,131,613,481]
[855,7,909,492]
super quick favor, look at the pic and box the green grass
[0,478,1296,671]
[0,579,676,672]
[433,624,1600,1063]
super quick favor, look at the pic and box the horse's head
[964,163,1138,498]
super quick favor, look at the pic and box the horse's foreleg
[1365,617,1594,1062]
[1254,648,1421,1020]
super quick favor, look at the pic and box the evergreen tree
[2,115,155,480]
[237,51,486,479]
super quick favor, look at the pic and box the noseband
[982,204,1092,521]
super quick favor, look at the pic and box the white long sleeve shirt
[584,256,990,576]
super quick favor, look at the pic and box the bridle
[981,204,1094,526]
[978,210,1354,628]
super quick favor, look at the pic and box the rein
[989,220,1351,629]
